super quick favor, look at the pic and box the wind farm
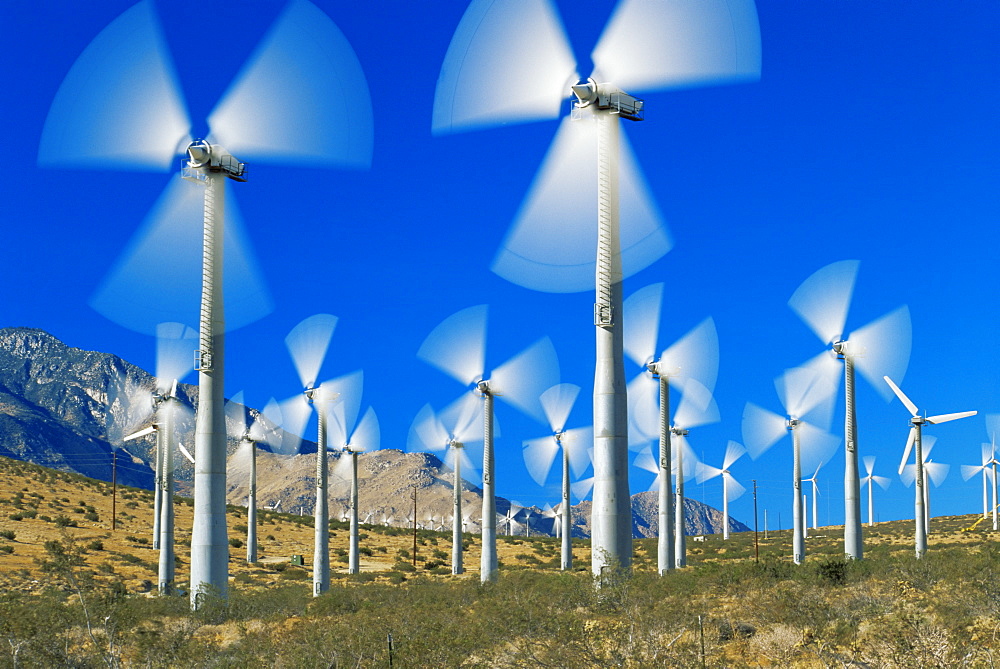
[0,0,998,662]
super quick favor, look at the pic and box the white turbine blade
[741,402,787,459]
[722,440,746,470]
[563,426,594,478]
[155,322,196,392]
[788,260,859,346]
[225,391,250,439]
[38,0,189,171]
[883,376,919,418]
[124,425,157,442]
[724,472,747,501]
[285,313,338,390]
[659,317,720,395]
[277,394,312,452]
[922,435,937,460]
[623,283,664,368]
[863,455,876,477]
[872,474,891,490]
[540,383,581,433]
[349,406,380,454]
[798,422,841,475]
[572,476,595,501]
[208,0,372,168]
[962,464,985,481]
[926,411,977,425]
[432,0,576,134]
[490,336,560,423]
[523,436,560,487]
[898,427,916,475]
[983,442,994,467]
[321,370,364,447]
[254,398,284,450]
[331,453,352,486]
[440,392,485,445]
[673,379,720,430]
[628,372,660,445]
[987,415,1000,446]
[592,0,761,94]
[848,306,912,401]
[178,442,196,465]
[926,462,950,487]
[408,404,449,452]
[457,447,481,484]
[491,114,671,293]
[674,434,700,478]
[695,462,722,484]
[775,354,839,424]
[417,304,487,387]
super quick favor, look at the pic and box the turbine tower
[331,406,380,575]
[803,461,823,530]
[417,304,558,583]
[861,456,890,527]
[788,260,911,561]
[961,442,995,523]
[884,375,976,558]
[38,1,373,608]
[695,441,747,541]
[433,0,761,576]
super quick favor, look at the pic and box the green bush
[0,529,15,540]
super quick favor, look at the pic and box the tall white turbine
[743,363,839,565]
[803,461,824,530]
[901,443,948,539]
[418,304,558,583]
[884,375,976,558]
[961,442,995,522]
[788,260,912,561]
[38,1,373,608]
[409,399,485,576]
[433,0,761,577]
[696,441,747,540]
[861,456,890,527]
[331,406,380,575]
[985,417,1000,530]
[623,283,719,574]
[523,383,592,571]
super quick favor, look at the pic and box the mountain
[0,327,750,537]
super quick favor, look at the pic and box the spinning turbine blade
[775,355,838,425]
[38,0,189,171]
[491,115,671,293]
[741,402,787,459]
[349,407,380,453]
[623,283,664,367]
[863,455,876,478]
[408,404,449,452]
[155,322,196,393]
[489,337,560,423]
[673,379,720,429]
[723,440,747,470]
[925,461,950,487]
[439,392,486,444]
[540,383,581,433]
[592,0,762,94]
[90,177,273,335]
[322,370,364,447]
[627,373,659,445]
[659,317,720,393]
[798,422,840,475]
[277,394,313,450]
[563,426,595,478]
[432,0,576,134]
[209,0,372,168]
[788,259,859,346]
[523,437,560,487]
[417,304,487,386]
[285,314,338,389]
[848,306,912,401]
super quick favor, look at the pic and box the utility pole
[412,486,418,568]
[111,450,118,531]
[752,480,759,563]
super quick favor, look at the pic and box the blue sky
[2,1,998,532]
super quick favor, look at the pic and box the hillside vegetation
[2,455,1000,667]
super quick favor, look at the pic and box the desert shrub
[229,537,244,548]
[84,511,99,521]
[0,545,13,554]
[53,515,76,527]
[0,529,15,540]
[86,540,104,551]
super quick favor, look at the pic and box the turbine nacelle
[570,78,643,122]
[670,426,689,438]
[787,417,800,430]
[832,339,866,359]
[183,139,247,182]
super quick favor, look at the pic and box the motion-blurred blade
[797,422,840,475]
[322,370,364,447]
[673,379,719,429]
[432,0,576,134]
[788,260,859,346]
[439,392,485,445]
[540,383,581,433]
[883,376,918,417]
[775,353,839,425]
[849,306,912,400]
[408,404,449,452]
[226,391,250,438]
[285,314,338,390]
[674,433,700,478]
[925,462,950,487]
[38,0,189,171]
[724,472,747,501]
[491,115,671,293]
[91,177,272,335]
[349,406,380,454]
[659,317,720,395]
[331,453,352,486]
[634,445,658,475]
[872,474,890,490]
[523,436,560,486]
[562,426,594,478]
[572,476,595,501]
[741,402,787,459]
[900,463,916,487]
[862,454,876,477]
[723,440,746,470]
[695,462,721,484]
[592,0,761,94]
[155,322,196,393]
[921,435,937,460]
[627,372,659,446]
[961,464,984,481]
[987,415,1000,445]
[208,0,372,168]
[278,394,312,452]
[418,304,487,386]
[623,283,663,367]
[898,427,916,475]
[490,336,560,423]
[926,410,977,425]
[255,398,283,450]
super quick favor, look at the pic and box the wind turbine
[788,260,912,560]
[504,502,525,537]
[523,383,592,571]
[331,406,380,575]
[417,304,558,582]
[901,441,948,538]
[743,363,839,565]
[861,456,890,527]
[695,441,746,541]
[408,399,483,576]
[623,282,719,574]
[803,461,824,531]
[884,375,976,558]
[985,417,1000,530]
[962,442,996,523]
[433,0,761,577]
[39,0,373,608]
[282,314,361,596]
